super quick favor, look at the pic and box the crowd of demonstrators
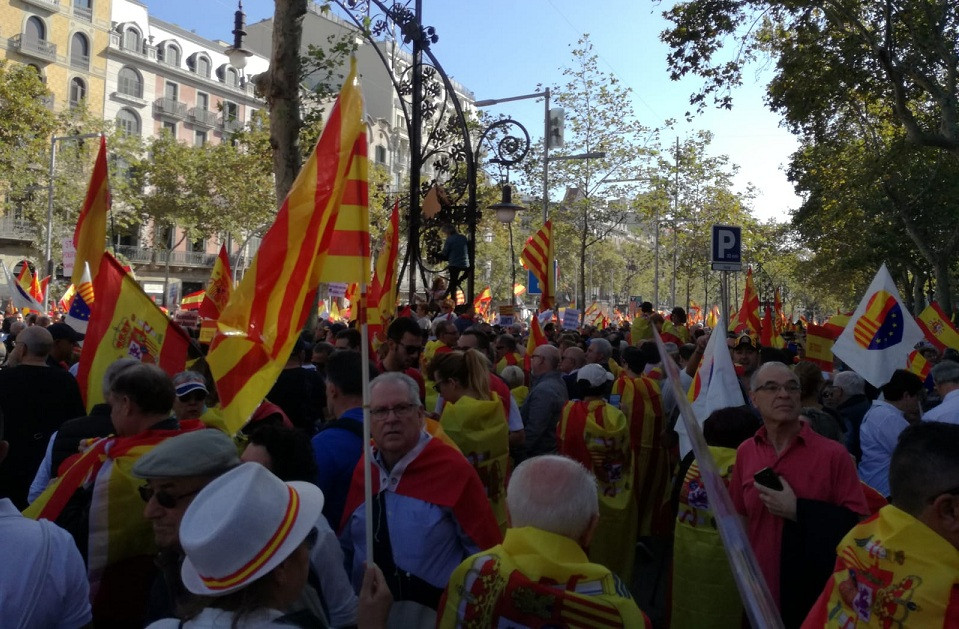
[6,295,959,629]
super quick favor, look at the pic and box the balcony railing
[73,4,92,21]
[220,116,243,133]
[188,107,217,128]
[0,217,36,242]
[10,34,57,62]
[116,77,143,99]
[21,0,60,12]
[153,97,187,120]
[113,245,218,268]
[70,54,90,70]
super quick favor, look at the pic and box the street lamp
[488,184,524,302]
[224,1,252,72]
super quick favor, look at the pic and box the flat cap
[132,429,240,479]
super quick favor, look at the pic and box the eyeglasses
[754,382,801,394]
[399,343,422,355]
[138,484,201,509]
[369,402,419,421]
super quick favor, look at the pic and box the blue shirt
[312,407,364,530]
[922,388,959,425]
[858,400,909,496]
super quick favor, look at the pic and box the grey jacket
[519,370,568,460]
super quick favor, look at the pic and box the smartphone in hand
[753,467,784,491]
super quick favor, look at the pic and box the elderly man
[859,369,923,497]
[585,337,612,367]
[829,370,872,461]
[340,372,502,627]
[729,361,868,627]
[134,429,358,627]
[0,325,85,508]
[803,421,959,627]
[438,455,649,628]
[922,360,959,424]
[519,344,568,460]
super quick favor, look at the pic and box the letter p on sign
[711,225,742,271]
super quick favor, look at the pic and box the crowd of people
[0,297,957,628]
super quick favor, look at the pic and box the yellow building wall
[0,1,111,115]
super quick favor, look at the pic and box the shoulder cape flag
[206,61,368,435]
[832,264,925,388]
[735,268,761,335]
[520,220,554,310]
[917,302,959,351]
[73,134,110,289]
[76,253,193,411]
[1,260,44,313]
[64,261,94,334]
[179,290,205,311]
[367,200,400,346]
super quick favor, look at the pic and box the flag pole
[358,281,374,566]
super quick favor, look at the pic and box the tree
[523,35,658,317]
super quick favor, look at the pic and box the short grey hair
[832,370,865,396]
[369,371,421,408]
[750,361,798,391]
[102,358,140,400]
[589,338,612,361]
[500,365,524,389]
[507,455,598,540]
[931,360,959,387]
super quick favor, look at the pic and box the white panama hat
[178,462,324,596]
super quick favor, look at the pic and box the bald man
[519,344,568,460]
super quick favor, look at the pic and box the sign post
[712,225,742,328]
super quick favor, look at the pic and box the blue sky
[146,0,800,222]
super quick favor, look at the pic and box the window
[375,145,387,164]
[188,237,205,253]
[124,27,141,53]
[223,101,238,121]
[224,67,239,87]
[116,108,140,135]
[196,55,210,78]
[25,16,45,43]
[163,44,180,67]
[69,77,86,108]
[165,82,178,101]
[194,130,206,147]
[117,66,142,98]
[70,33,90,69]
[163,121,177,136]
[196,92,208,111]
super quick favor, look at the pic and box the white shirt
[922,388,959,425]
[859,399,909,496]
[0,498,91,629]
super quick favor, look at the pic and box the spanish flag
[805,323,836,373]
[520,220,554,310]
[73,134,109,287]
[734,268,761,335]
[206,61,367,435]
[198,245,233,343]
[76,253,193,410]
[917,302,959,351]
[179,290,205,311]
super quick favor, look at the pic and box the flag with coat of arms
[832,264,925,388]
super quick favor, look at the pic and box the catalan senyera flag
[734,268,761,335]
[917,302,959,351]
[832,264,924,388]
[179,290,205,311]
[520,220,554,310]
[64,262,94,334]
[73,134,110,288]
[368,200,400,344]
[206,62,367,435]
[76,253,193,411]
[805,324,836,373]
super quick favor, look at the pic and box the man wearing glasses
[804,421,959,627]
[378,316,427,404]
[340,372,501,627]
[728,361,868,627]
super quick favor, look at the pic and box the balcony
[70,54,90,71]
[0,217,36,242]
[114,245,217,268]
[112,77,145,107]
[219,116,243,133]
[10,34,57,63]
[108,32,157,61]
[20,0,59,12]
[153,97,187,120]
[188,107,217,128]
[73,4,92,21]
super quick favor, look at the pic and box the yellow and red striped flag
[73,134,110,288]
[520,220,554,310]
[805,323,836,373]
[76,253,193,410]
[198,245,234,344]
[513,283,527,297]
[179,290,204,311]
[906,349,933,381]
[368,200,400,344]
[917,302,959,351]
[774,288,784,334]
[58,283,76,312]
[206,62,367,435]
[734,268,761,335]
[523,313,549,375]
[705,304,720,329]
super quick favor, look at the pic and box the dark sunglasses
[400,343,422,355]
[177,390,206,403]
[138,484,201,508]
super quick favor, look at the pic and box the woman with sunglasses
[428,350,510,533]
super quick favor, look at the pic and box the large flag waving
[73,134,110,288]
[2,261,44,313]
[917,302,959,351]
[832,264,925,388]
[520,220,554,310]
[367,200,400,344]
[76,253,192,410]
[206,62,367,434]
[734,268,761,335]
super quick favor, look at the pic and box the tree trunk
[935,263,953,316]
[268,0,307,204]
[579,208,588,323]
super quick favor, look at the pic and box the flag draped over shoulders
[206,62,367,435]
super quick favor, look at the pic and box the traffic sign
[711,224,742,271]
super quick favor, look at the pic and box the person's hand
[755,476,797,521]
[357,563,392,629]
[695,333,709,353]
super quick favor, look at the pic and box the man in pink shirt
[729,361,868,627]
